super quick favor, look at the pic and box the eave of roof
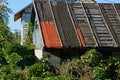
[14,3,32,21]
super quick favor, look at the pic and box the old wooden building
[15,0,120,66]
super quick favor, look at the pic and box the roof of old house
[33,1,120,49]
[33,1,120,48]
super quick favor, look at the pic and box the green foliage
[0,46,120,79]
[4,43,37,68]
[31,77,42,80]
[6,53,22,65]
[0,1,39,79]
[30,61,55,78]
[23,36,35,50]
[17,55,37,68]
[59,58,93,80]
[23,20,35,50]
[0,56,7,66]
[13,30,21,43]
[0,65,21,79]
[106,57,120,80]
[60,59,81,78]
[93,66,107,80]
[80,49,102,66]
[116,64,120,79]
[0,0,12,24]
[28,20,34,41]
[0,21,13,47]
[0,15,13,57]
[44,76,62,80]
[5,43,34,57]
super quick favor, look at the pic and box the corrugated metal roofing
[51,2,81,48]
[33,1,120,48]
[99,4,120,46]
[34,1,62,48]
[83,3,116,47]
[40,21,62,48]
[68,3,97,47]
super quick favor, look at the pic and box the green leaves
[44,76,62,80]
[0,48,120,79]
[80,49,102,66]
[30,61,54,78]
[93,66,107,80]
[0,0,12,24]
[6,53,22,65]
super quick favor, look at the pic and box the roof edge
[14,3,32,21]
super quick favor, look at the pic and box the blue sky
[8,0,120,32]
[96,0,120,3]
[8,0,32,32]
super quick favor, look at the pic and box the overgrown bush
[0,65,23,79]
[6,53,22,65]
[93,66,107,80]
[59,58,93,80]
[30,60,55,78]
[17,55,37,68]
[5,43,34,57]
[116,63,120,79]
[80,49,102,67]
[106,57,120,80]
[0,47,120,80]
[43,76,62,80]
[0,56,7,66]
